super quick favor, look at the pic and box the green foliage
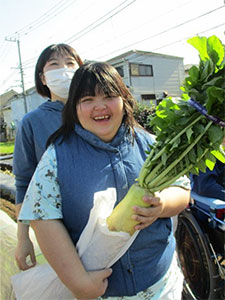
[137,35,225,192]
[0,141,14,155]
[133,102,156,133]
[182,35,225,118]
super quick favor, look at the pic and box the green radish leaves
[138,35,225,191]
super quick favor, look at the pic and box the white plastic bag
[0,209,45,300]
[11,263,74,300]
[11,188,139,299]
[77,187,139,269]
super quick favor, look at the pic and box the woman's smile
[93,114,110,121]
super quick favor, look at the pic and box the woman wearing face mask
[13,44,83,271]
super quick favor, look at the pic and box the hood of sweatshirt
[38,100,64,112]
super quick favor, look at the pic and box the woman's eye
[66,61,77,67]
[81,98,92,103]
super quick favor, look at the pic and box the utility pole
[5,37,28,114]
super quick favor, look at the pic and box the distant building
[107,50,185,105]
[10,86,45,126]
[0,90,18,140]
[0,87,45,139]
[184,64,198,78]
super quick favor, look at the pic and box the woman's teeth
[94,115,110,120]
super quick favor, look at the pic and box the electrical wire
[65,0,136,43]
[19,0,136,67]
[101,22,225,66]
[6,0,77,39]
[94,5,225,60]
[152,23,225,52]
[2,1,224,93]
[79,0,196,58]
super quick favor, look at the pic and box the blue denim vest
[55,124,175,297]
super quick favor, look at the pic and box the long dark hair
[47,62,139,146]
[35,43,83,98]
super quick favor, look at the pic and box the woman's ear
[40,73,46,86]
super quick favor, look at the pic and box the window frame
[130,63,153,77]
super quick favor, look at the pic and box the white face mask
[44,67,78,99]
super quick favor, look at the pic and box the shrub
[133,102,156,134]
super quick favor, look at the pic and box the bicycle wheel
[176,209,223,300]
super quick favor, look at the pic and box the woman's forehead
[48,52,74,60]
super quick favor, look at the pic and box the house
[107,50,185,105]
[0,90,18,141]
[10,86,45,126]
[0,87,45,139]
[184,64,198,78]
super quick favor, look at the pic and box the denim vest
[55,124,175,297]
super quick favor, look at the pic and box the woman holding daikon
[19,62,190,299]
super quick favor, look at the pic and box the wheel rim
[177,217,211,299]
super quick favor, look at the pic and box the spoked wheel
[176,209,223,300]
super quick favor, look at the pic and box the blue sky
[0,0,224,94]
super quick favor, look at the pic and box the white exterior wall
[109,52,185,103]
[2,109,12,126]
[11,90,45,127]
[150,56,184,98]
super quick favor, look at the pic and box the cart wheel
[176,209,223,300]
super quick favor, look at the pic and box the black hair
[35,43,83,98]
[47,62,139,146]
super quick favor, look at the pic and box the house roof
[0,90,18,107]
[0,86,37,110]
[107,49,183,63]
[184,64,198,71]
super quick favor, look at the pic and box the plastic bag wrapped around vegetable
[107,35,225,235]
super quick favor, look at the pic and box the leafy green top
[137,35,225,192]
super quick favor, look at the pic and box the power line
[65,0,136,43]
[103,22,225,66]
[79,0,196,58]
[2,1,224,93]
[6,0,77,39]
[95,5,225,60]
[21,0,136,66]
[151,23,225,52]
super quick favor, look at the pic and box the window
[130,63,153,76]
[130,64,139,76]
[141,94,156,101]
[115,66,124,77]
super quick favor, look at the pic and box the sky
[0,0,224,95]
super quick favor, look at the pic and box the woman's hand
[132,194,162,231]
[132,186,190,231]
[76,268,112,300]
[15,205,36,270]
[31,219,112,299]
[15,238,36,270]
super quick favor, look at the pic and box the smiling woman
[77,93,124,142]
[17,62,190,299]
